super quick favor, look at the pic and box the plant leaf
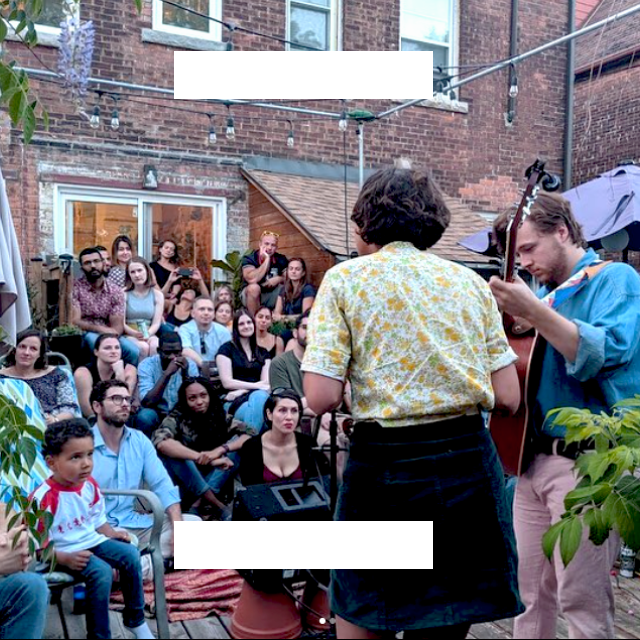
[559,516,583,566]
[542,519,565,560]
[583,508,611,546]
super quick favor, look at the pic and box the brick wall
[1,0,569,261]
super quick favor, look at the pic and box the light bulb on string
[226,115,235,140]
[208,114,217,144]
[509,77,518,98]
[89,105,100,129]
[287,120,294,148]
[110,109,120,131]
[339,111,348,132]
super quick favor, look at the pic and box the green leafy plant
[50,323,82,337]
[0,393,53,559]
[269,319,296,337]
[542,397,640,566]
[210,250,249,309]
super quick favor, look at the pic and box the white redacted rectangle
[173,51,433,100]
[174,521,434,569]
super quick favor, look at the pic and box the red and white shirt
[31,476,109,553]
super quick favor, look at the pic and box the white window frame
[152,0,222,42]
[399,0,458,95]
[54,184,227,288]
[5,0,75,41]
[286,0,341,51]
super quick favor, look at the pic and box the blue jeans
[73,539,145,638]
[162,448,240,505]
[224,390,270,435]
[131,407,163,437]
[0,572,48,639]
[83,332,139,366]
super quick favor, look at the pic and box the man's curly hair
[351,168,451,251]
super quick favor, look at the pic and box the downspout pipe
[564,0,577,190]
[506,0,519,124]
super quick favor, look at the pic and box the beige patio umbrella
[0,165,30,344]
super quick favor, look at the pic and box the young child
[31,418,154,639]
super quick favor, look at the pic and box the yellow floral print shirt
[302,242,517,427]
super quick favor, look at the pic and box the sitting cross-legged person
[152,377,252,520]
[134,332,198,437]
[31,418,154,639]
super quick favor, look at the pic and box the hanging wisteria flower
[58,13,95,107]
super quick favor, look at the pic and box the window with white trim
[152,0,222,41]
[54,186,227,287]
[7,0,73,39]
[401,0,456,94]
[287,0,340,51]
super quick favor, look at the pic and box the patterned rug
[110,569,243,622]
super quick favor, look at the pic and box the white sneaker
[140,555,154,583]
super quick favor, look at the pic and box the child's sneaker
[140,554,154,583]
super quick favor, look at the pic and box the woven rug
[110,569,243,622]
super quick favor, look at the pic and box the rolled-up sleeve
[483,290,518,372]
[301,271,351,382]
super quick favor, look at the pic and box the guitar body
[489,325,535,476]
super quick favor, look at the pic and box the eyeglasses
[104,394,132,406]
[260,230,280,239]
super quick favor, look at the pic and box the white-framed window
[287,0,340,51]
[400,0,456,94]
[5,0,74,42]
[152,0,222,41]
[54,185,227,288]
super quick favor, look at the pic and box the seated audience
[216,309,271,435]
[214,300,234,331]
[71,246,138,365]
[240,231,288,315]
[179,296,231,373]
[166,287,196,329]
[0,329,80,424]
[239,390,330,486]
[123,257,164,360]
[134,332,198,437]
[74,333,137,420]
[273,257,316,323]
[33,418,153,640]
[107,234,134,289]
[150,239,180,292]
[90,380,200,581]
[213,284,234,307]
[255,306,284,359]
[152,377,251,520]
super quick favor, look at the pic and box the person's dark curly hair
[351,168,451,251]
[43,417,93,457]
[4,329,48,370]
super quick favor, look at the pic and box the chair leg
[57,596,71,640]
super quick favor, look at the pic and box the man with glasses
[71,246,139,365]
[134,332,198,436]
[240,231,289,315]
[90,380,199,580]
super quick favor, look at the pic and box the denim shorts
[331,414,524,631]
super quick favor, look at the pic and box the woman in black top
[216,309,271,435]
[150,239,180,291]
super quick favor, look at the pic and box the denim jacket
[535,249,640,437]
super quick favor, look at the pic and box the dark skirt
[331,414,523,631]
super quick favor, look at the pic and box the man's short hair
[79,247,102,263]
[296,309,311,330]
[192,295,214,308]
[42,418,93,457]
[351,168,450,251]
[159,331,183,349]
[492,192,587,257]
[94,245,108,253]
[90,379,129,406]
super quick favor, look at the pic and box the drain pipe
[564,0,577,190]
[506,0,519,125]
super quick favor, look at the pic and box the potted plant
[210,250,250,309]
[49,324,83,368]
[542,397,640,567]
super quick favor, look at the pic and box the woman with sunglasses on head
[215,309,271,435]
[74,333,138,419]
[239,389,330,486]
[0,329,81,425]
[152,377,249,520]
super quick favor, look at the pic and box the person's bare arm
[183,347,203,367]
[304,373,345,415]
[490,364,521,415]
[74,367,95,418]
[156,438,200,461]
[108,313,125,337]
[242,256,271,286]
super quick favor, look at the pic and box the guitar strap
[520,259,611,473]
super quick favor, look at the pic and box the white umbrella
[0,166,31,344]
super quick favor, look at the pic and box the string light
[509,63,519,98]
[109,95,120,131]
[226,105,236,140]
[338,111,348,132]
[208,114,217,144]
[89,104,100,128]
[287,120,294,148]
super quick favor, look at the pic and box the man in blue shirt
[178,296,231,373]
[134,332,198,436]
[90,379,200,580]
[490,192,640,639]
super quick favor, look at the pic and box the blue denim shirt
[535,249,640,437]
[138,355,198,414]
[91,425,181,528]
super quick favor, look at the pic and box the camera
[178,267,193,277]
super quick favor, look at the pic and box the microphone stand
[330,410,338,513]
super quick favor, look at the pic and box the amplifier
[232,478,332,521]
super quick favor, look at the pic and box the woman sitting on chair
[0,329,80,425]
[239,389,330,486]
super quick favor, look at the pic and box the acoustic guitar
[489,160,547,476]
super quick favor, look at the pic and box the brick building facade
[1,0,570,284]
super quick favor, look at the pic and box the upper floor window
[37,0,68,30]
[401,0,456,94]
[287,0,340,51]
[152,0,222,41]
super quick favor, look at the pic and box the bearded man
[489,192,640,639]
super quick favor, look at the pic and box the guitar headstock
[502,159,547,282]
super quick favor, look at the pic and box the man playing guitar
[489,191,640,639]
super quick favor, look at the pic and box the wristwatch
[222,443,230,454]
